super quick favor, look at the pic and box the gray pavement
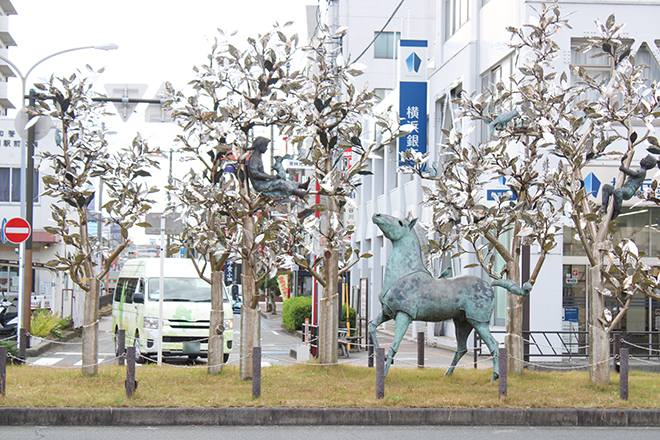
[262,303,485,372]
[5,425,660,440]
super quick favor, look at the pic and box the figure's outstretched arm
[618,165,645,179]
[248,158,278,180]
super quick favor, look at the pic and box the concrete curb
[1,407,660,427]
[25,328,82,358]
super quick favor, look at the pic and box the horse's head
[372,213,418,241]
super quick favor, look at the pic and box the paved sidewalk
[264,304,660,373]
[260,302,486,372]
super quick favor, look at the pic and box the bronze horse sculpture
[369,214,531,381]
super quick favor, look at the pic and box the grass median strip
[1,364,659,408]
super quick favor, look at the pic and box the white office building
[318,0,660,352]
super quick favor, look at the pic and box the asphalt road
[3,425,660,440]
[25,309,304,368]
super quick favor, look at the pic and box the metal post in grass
[613,332,621,372]
[417,331,424,368]
[18,328,27,363]
[117,329,126,366]
[368,334,374,368]
[473,332,478,369]
[0,346,6,396]
[498,347,507,398]
[252,346,261,398]
[376,347,385,399]
[620,347,629,400]
[125,346,136,398]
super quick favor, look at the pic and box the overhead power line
[353,0,406,63]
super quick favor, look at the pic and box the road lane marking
[33,358,62,366]
[54,352,115,356]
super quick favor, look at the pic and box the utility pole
[21,89,37,335]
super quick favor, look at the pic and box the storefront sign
[399,40,427,159]
[277,274,290,300]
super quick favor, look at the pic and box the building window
[571,40,613,82]
[435,85,462,151]
[481,57,514,140]
[571,39,634,103]
[635,43,660,88]
[373,88,391,101]
[374,31,400,59]
[0,265,19,295]
[564,207,660,257]
[0,167,39,203]
[445,0,469,40]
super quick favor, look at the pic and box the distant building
[312,1,660,351]
[0,0,16,113]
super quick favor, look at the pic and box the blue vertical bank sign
[399,40,428,158]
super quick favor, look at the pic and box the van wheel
[134,334,146,364]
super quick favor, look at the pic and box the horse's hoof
[490,372,499,383]
[444,369,454,377]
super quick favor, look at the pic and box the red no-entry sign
[4,217,31,244]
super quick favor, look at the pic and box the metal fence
[474,330,660,361]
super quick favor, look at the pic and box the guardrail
[473,330,660,363]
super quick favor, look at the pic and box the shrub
[340,305,357,330]
[282,296,312,331]
[30,309,71,339]
[0,340,19,364]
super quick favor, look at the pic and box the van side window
[136,279,145,296]
[123,278,138,303]
[114,279,126,302]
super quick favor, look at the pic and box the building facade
[0,0,16,113]
[342,0,660,351]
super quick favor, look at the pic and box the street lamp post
[0,44,118,349]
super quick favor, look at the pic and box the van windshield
[147,278,229,303]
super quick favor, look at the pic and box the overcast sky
[8,0,313,243]
[8,0,312,142]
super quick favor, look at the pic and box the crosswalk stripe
[33,358,63,366]
[54,352,115,356]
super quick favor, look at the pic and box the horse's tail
[491,279,532,297]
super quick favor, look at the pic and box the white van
[112,258,234,363]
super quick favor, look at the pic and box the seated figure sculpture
[602,154,658,219]
[247,137,309,199]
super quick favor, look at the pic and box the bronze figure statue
[602,154,658,219]
[369,213,531,381]
[247,137,309,199]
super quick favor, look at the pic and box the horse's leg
[469,320,500,382]
[445,318,473,377]
[368,311,390,351]
[384,311,412,377]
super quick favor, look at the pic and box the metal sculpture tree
[39,69,160,375]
